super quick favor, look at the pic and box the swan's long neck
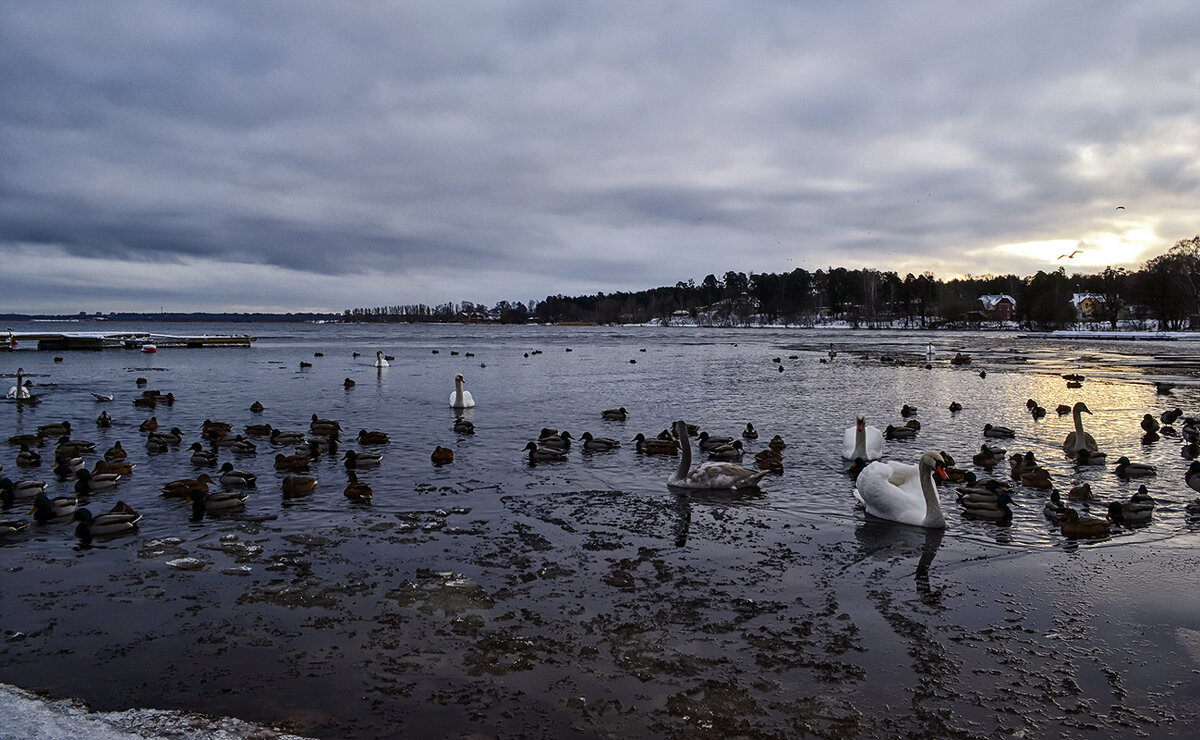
[674,422,692,479]
[853,423,867,458]
[454,378,465,406]
[1072,408,1087,449]
[920,458,945,528]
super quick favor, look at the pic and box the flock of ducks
[846,380,1200,539]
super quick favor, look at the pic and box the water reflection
[671,488,768,548]
[854,519,945,605]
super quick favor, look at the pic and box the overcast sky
[2,1,1198,313]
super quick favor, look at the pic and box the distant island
[0,311,341,323]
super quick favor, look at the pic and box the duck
[250,401,265,413]
[375,350,390,368]
[104,441,127,462]
[187,488,249,518]
[1020,467,1053,490]
[161,473,214,498]
[357,429,390,445]
[1185,442,1200,460]
[1067,483,1094,501]
[741,422,758,439]
[55,436,96,457]
[344,472,373,502]
[961,492,1016,522]
[189,442,219,466]
[244,423,274,436]
[73,501,140,540]
[93,459,134,476]
[281,476,318,496]
[31,493,76,523]
[1063,402,1099,455]
[449,374,476,409]
[1074,449,1107,466]
[948,401,963,413]
[53,454,85,479]
[1114,456,1156,478]
[1,477,47,505]
[842,414,884,461]
[16,445,42,467]
[343,377,356,389]
[602,407,629,421]
[768,435,787,451]
[431,446,455,465]
[580,432,621,451]
[1141,414,1161,434]
[218,462,257,488]
[667,420,767,490]
[697,432,734,451]
[853,450,948,528]
[270,429,307,446]
[343,449,382,468]
[524,441,567,462]
[1057,507,1111,539]
[956,478,1012,500]
[138,416,159,433]
[148,427,184,446]
[884,424,918,441]
[706,440,745,461]
[1107,485,1155,526]
[74,468,121,495]
[1009,452,1039,478]
[274,453,311,472]
[1043,490,1067,519]
[971,444,1002,468]
[145,437,170,454]
[632,434,679,455]
[37,421,71,438]
[900,404,918,418]
[1030,405,1047,420]
[309,414,341,436]
[1162,408,1184,425]
[1186,461,1200,492]
[96,411,113,428]
[538,431,573,450]
[453,419,475,435]
[7,433,41,447]
[983,423,1016,438]
[229,436,257,455]
[202,419,233,439]
[1056,404,1072,416]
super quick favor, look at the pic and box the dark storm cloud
[1,1,1199,312]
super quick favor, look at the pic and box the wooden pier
[7,331,255,351]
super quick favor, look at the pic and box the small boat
[141,344,158,353]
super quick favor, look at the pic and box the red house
[978,294,1016,321]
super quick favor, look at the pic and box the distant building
[1071,293,1104,320]
[978,294,1016,321]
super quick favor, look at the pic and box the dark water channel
[3,322,1200,738]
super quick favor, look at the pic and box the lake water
[3,321,1200,738]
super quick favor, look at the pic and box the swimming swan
[375,350,389,368]
[1063,402,1099,455]
[667,420,766,490]
[450,373,475,408]
[853,450,949,528]
[842,414,883,461]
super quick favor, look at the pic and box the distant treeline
[0,311,341,323]
[346,235,1200,330]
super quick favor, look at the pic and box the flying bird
[1058,250,1082,260]
[1116,205,1125,210]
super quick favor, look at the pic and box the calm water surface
[3,322,1200,738]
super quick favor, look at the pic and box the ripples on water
[3,322,1200,738]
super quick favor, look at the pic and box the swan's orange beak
[935,462,949,480]
[856,419,864,430]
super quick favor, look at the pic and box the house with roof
[978,294,1016,321]
[1071,293,1104,320]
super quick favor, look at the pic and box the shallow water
[3,322,1200,737]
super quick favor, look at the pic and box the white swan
[842,414,883,461]
[924,343,935,364]
[449,373,475,408]
[1063,401,1098,455]
[853,450,948,528]
[667,420,767,490]
[6,367,29,399]
[375,350,389,368]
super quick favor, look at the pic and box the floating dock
[7,331,255,351]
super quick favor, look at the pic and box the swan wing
[841,426,857,459]
[670,462,765,490]
[865,426,884,460]
[854,461,927,526]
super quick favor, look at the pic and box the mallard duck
[697,432,734,451]
[1108,485,1155,526]
[669,420,767,491]
[357,430,390,445]
[281,475,318,496]
[310,414,341,436]
[53,454,84,479]
[580,432,621,451]
[1058,507,1111,539]
[104,442,127,462]
[55,436,96,457]
[1020,467,1053,489]
[344,472,373,502]
[1184,442,1200,460]
[93,459,134,476]
[250,401,265,413]
[900,404,918,417]
[1043,490,1067,519]
[1,477,47,505]
[632,433,679,455]
[453,419,475,435]
[96,411,113,428]
[768,435,787,451]
[138,416,159,433]
[1056,404,1072,416]
[431,446,455,465]
[271,429,307,446]
[742,422,758,439]
[843,415,884,461]
[538,431,573,450]
[706,440,745,461]
[1074,449,1107,466]
[983,423,1015,438]
[161,473,213,498]
[73,501,140,540]
[948,401,963,413]
[961,492,1015,522]
[244,423,273,436]
[274,453,311,472]
[229,436,257,455]
[31,493,76,522]
[1114,456,1156,478]
[187,488,248,516]
[1067,483,1093,501]
[971,445,1000,468]
[343,449,382,468]
[1063,402,1099,455]
[854,450,948,528]
[956,478,1011,500]
[1141,414,1161,434]
[189,442,219,466]
[1030,405,1047,420]
[7,434,42,447]
[885,424,918,441]
[37,421,71,438]
[217,462,257,488]
[1162,408,1183,425]
[602,407,629,421]
[16,445,41,467]
[524,441,567,462]
[202,419,233,438]
[1009,452,1039,478]
[343,377,356,389]
[1187,461,1200,492]
[148,427,183,446]
[0,519,30,534]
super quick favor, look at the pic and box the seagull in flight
[1058,250,1083,260]
[1116,205,1125,210]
